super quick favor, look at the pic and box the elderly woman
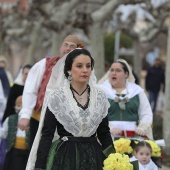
[99,59,153,140]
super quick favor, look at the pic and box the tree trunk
[51,31,66,56]
[89,23,105,80]
[133,40,141,84]
[88,0,119,80]
[25,21,42,64]
[50,0,80,56]
[0,42,4,55]
[163,21,170,154]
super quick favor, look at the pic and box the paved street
[162,165,170,170]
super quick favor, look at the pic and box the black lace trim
[70,85,90,110]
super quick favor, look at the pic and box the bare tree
[2,2,170,153]
[163,17,170,155]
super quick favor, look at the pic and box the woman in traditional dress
[2,64,32,122]
[99,59,153,140]
[27,48,114,170]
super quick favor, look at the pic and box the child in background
[0,96,30,170]
[131,141,158,170]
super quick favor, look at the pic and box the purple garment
[0,120,6,170]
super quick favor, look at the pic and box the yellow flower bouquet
[114,138,161,156]
[114,138,133,155]
[145,140,161,157]
[103,153,133,170]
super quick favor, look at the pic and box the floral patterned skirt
[46,137,106,170]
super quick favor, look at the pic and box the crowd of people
[0,34,165,170]
[0,60,32,170]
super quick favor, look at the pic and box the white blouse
[19,59,46,119]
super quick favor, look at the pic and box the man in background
[18,34,84,147]
[145,58,165,113]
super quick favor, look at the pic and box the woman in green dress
[99,59,153,140]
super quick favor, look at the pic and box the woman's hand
[135,129,146,137]
[110,128,122,136]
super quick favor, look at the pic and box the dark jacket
[0,67,10,97]
[2,84,24,122]
[145,66,165,92]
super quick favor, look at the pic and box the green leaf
[131,160,139,170]
[103,145,115,157]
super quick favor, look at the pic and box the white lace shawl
[98,79,144,100]
[48,80,110,137]
[14,68,24,85]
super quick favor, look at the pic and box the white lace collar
[48,80,110,137]
[98,80,143,100]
